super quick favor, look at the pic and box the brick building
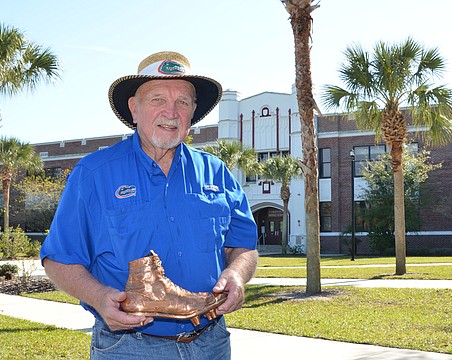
[29,87,452,255]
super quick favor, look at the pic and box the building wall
[316,113,452,255]
[29,88,452,255]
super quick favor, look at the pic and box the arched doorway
[252,204,285,246]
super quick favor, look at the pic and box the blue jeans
[90,317,231,360]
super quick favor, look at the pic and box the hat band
[139,60,192,77]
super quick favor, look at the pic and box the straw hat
[108,51,222,129]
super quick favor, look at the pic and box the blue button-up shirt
[41,131,257,336]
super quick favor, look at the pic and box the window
[319,148,331,178]
[258,152,269,163]
[39,152,49,158]
[353,145,387,176]
[354,201,368,232]
[406,142,419,153]
[257,151,290,163]
[246,173,257,183]
[260,107,271,117]
[319,202,332,232]
[45,167,62,178]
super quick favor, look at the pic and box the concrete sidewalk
[1,291,451,359]
[249,277,452,289]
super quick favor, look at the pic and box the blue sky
[2,0,451,144]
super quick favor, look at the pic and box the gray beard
[151,134,181,149]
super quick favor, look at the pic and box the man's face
[128,79,196,152]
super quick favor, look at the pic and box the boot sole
[124,295,227,326]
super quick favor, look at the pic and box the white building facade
[216,87,307,253]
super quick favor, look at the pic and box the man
[40,51,258,359]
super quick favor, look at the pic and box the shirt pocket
[105,200,155,267]
[185,192,231,253]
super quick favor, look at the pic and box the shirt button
[178,252,182,257]
[169,216,175,222]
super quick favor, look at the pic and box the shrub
[0,263,19,279]
[368,230,394,256]
[0,226,38,260]
[27,239,42,258]
[340,227,362,256]
[289,244,305,255]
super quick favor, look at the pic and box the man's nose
[162,101,178,118]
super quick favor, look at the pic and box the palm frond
[416,47,446,80]
[321,85,357,112]
[0,22,61,96]
[202,139,257,174]
[339,44,376,98]
[321,37,452,147]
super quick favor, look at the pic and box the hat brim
[108,75,222,129]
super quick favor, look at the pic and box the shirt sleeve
[40,165,94,268]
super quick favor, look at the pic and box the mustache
[155,119,180,127]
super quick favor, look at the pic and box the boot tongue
[149,251,164,275]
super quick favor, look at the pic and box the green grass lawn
[258,255,452,267]
[226,285,452,354]
[22,290,79,304]
[0,315,91,359]
[3,255,452,357]
[256,256,452,280]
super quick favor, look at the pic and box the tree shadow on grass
[0,326,58,334]
[243,285,346,309]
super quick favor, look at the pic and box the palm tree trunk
[288,2,321,294]
[392,144,406,275]
[282,199,289,255]
[2,178,11,231]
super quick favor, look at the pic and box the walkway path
[1,260,451,359]
[249,277,452,288]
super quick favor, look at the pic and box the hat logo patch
[158,60,185,75]
[115,185,137,199]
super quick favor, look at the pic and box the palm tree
[0,137,43,230]
[322,38,452,275]
[280,0,322,294]
[0,23,61,97]
[202,139,258,175]
[259,155,303,254]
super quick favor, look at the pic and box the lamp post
[350,149,356,261]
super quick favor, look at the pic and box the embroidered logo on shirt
[203,184,220,192]
[115,185,137,199]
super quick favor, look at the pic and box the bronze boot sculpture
[121,250,228,326]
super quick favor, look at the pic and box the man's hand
[213,268,245,315]
[43,259,153,331]
[94,287,153,331]
[213,248,258,315]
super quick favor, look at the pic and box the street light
[350,149,356,261]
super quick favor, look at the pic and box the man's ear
[192,103,197,119]
[128,97,137,124]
